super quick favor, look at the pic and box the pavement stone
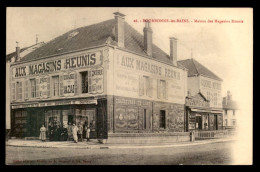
[5,137,236,149]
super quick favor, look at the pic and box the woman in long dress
[72,124,78,143]
[67,122,73,141]
[39,125,46,142]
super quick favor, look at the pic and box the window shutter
[149,77,153,98]
[47,77,51,97]
[157,79,161,99]
[36,78,40,98]
[59,74,64,96]
[139,75,144,96]
[165,80,168,100]
[11,82,16,101]
[88,70,92,93]
[74,73,78,95]
[24,80,29,99]
[20,82,23,100]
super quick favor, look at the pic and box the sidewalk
[5,137,236,149]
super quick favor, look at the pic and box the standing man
[77,122,83,142]
[72,124,78,143]
[86,125,91,142]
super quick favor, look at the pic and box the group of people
[39,121,91,143]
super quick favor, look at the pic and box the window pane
[81,71,88,93]
[52,76,59,96]
[30,79,36,98]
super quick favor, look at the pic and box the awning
[190,108,223,114]
[11,99,98,109]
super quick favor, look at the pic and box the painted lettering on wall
[117,54,182,79]
[12,51,102,78]
[29,60,61,75]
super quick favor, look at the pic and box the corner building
[9,12,187,139]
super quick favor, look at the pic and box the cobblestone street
[6,140,235,165]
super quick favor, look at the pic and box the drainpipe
[112,45,117,133]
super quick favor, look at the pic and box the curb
[6,139,236,149]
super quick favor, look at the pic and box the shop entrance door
[214,115,218,130]
[195,115,202,130]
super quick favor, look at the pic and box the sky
[6,7,253,164]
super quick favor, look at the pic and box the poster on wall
[63,73,75,96]
[39,77,48,98]
[90,68,104,94]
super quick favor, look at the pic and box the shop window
[81,71,89,93]
[159,110,166,129]
[30,79,36,98]
[52,76,59,96]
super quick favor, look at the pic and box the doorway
[195,115,202,130]
[214,115,218,130]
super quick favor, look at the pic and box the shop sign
[11,99,98,109]
[12,51,103,78]
[186,98,209,107]
[115,97,150,106]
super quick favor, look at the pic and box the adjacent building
[178,58,223,131]
[8,12,188,139]
[6,42,45,135]
[222,91,239,129]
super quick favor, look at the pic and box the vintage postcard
[6,7,253,165]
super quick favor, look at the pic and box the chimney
[114,12,125,47]
[16,42,20,61]
[227,91,232,101]
[143,22,153,56]
[170,37,178,66]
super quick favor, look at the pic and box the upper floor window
[81,71,89,93]
[232,119,236,126]
[233,110,236,116]
[52,76,59,96]
[140,75,152,97]
[16,81,22,100]
[160,80,166,99]
[207,91,211,101]
[30,79,36,98]
[214,93,217,106]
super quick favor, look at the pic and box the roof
[18,18,182,67]
[178,58,222,81]
[222,98,239,110]
[6,42,45,62]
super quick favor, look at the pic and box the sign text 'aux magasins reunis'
[13,52,102,78]
[118,55,181,80]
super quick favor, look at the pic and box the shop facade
[10,47,109,139]
[9,12,188,140]
[185,93,223,131]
